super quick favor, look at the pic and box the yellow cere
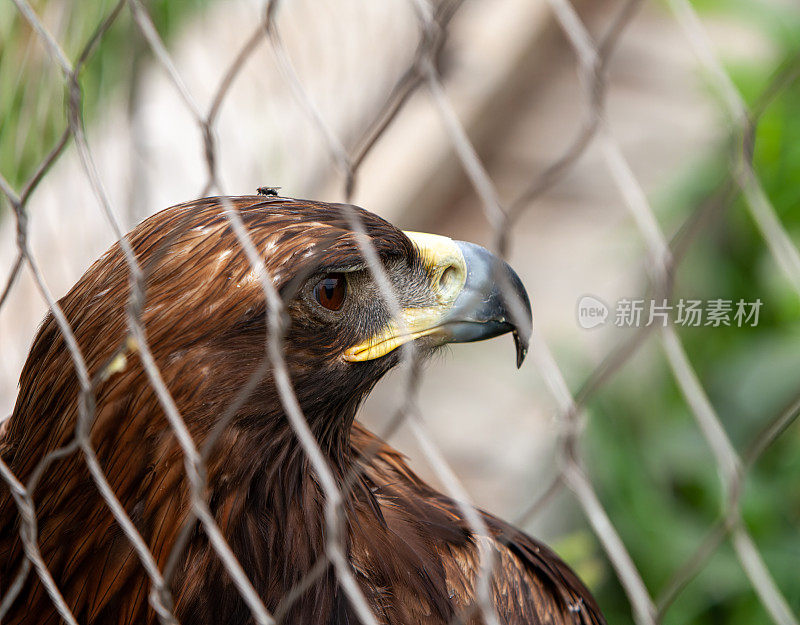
[343,231,467,362]
[402,231,466,305]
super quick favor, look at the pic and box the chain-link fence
[1,0,799,624]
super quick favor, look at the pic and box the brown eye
[313,273,347,311]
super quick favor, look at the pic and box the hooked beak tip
[451,240,532,368]
[514,331,528,368]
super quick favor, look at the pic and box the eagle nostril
[438,265,459,296]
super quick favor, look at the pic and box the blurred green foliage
[0,0,209,195]
[580,3,800,624]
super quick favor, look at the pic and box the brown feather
[0,196,604,624]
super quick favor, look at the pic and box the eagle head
[1,195,535,624]
[7,194,532,478]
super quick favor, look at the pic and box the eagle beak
[343,231,532,367]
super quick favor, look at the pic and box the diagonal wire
[546,2,799,623]
[122,2,385,621]
[414,0,656,621]
[655,56,800,620]
[264,0,352,180]
[260,3,459,621]
[667,0,800,295]
[129,2,410,622]
[218,197,380,625]
[88,7,281,625]
[0,456,77,625]
[262,1,509,622]
[129,1,386,621]
[128,0,220,194]
[10,1,274,622]
[2,3,181,620]
[533,331,658,625]
[657,384,800,618]
[508,0,643,225]
[127,0,204,123]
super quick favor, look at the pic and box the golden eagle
[0,196,604,624]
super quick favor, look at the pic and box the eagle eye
[313,273,347,311]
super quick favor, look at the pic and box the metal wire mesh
[1,0,798,624]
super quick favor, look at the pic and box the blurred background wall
[1,0,799,623]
